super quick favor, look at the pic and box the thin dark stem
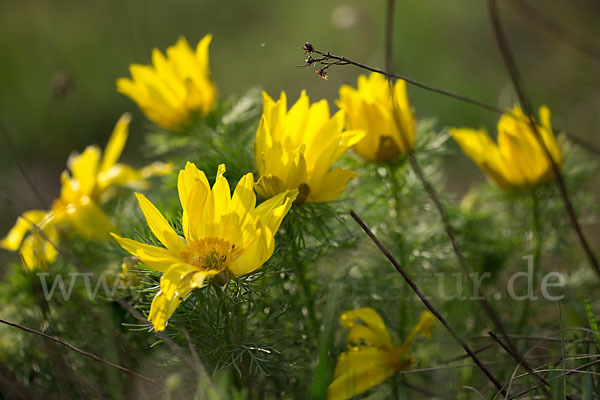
[384,40,514,351]
[507,358,600,399]
[300,43,600,158]
[487,0,600,279]
[307,48,505,114]
[406,151,517,353]
[487,331,551,395]
[349,209,507,396]
[0,119,48,209]
[441,343,494,364]
[0,317,165,390]
[473,334,596,344]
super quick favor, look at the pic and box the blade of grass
[584,297,600,353]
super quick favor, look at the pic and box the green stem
[392,374,400,400]
[212,283,232,344]
[294,255,319,336]
[516,190,542,331]
[387,162,408,341]
[283,216,319,337]
[387,164,402,226]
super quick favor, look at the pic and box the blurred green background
[1,0,599,259]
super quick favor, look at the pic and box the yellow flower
[328,308,435,400]
[337,73,415,162]
[117,35,216,130]
[111,162,297,331]
[0,210,59,271]
[254,91,364,204]
[450,105,563,189]
[1,114,171,269]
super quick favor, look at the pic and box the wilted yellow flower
[450,105,563,189]
[337,73,415,162]
[254,91,364,204]
[0,114,171,269]
[111,162,297,331]
[117,35,216,130]
[328,308,435,400]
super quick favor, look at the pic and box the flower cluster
[1,114,171,269]
[1,33,570,398]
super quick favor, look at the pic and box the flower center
[181,237,242,271]
[389,346,414,371]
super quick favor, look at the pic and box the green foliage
[1,85,600,400]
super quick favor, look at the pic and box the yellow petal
[254,190,297,234]
[254,174,286,200]
[135,192,181,250]
[328,348,396,400]
[195,34,213,77]
[228,221,274,277]
[59,171,79,203]
[402,311,436,349]
[190,270,217,288]
[68,146,101,196]
[178,162,210,213]
[111,233,182,272]
[392,78,416,153]
[414,311,436,339]
[19,224,59,271]
[346,325,391,349]
[96,164,141,193]
[148,288,191,331]
[185,180,210,241]
[139,161,173,178]
[100,113,131,173]
[537,105,562,166]
[1,210,48,251]
[65,196,116,241]
[308,167,358,203]
[308,127,363,194]
[215,163,226,179]
[340,308,393,349]
[284,151,308,190]
[211,175,231,224]
[160,263,197,301]
[231,173,257,223]
[214,212,243,246]
[450,127,512,188]
[497,125,539,185]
